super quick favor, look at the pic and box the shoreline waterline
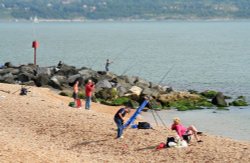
[142,107,250,142]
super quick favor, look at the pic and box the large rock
[49,76,63,90]
[4,62,14,68]
[116,86,128,97]
[95,79,112,89]
[34,74,50,87]
[158,92,201,104]
[119,75,137,85]
[20,65,37,74]
[56,64,78,77]
[126,86,143,96]
[17,73,35,83]
[79,69,97,77]
[212,92,228,107]
[95,88,118,100]
[0,68,19,76]
[0,73,16,84]
[37,67,53,76]
[141,87,160,97]
[135,77,150,89]
[68,74,81,85]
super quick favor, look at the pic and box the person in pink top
[85,79,95,110]
[171,117,202,143]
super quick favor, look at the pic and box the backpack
[166,137,176,148]
[138,122,151,129]
[182,134,191,143]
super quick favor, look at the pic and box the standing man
[85,79,95,110]
[114,106,131,139]
[105,59,113,72]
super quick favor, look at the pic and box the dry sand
[0,83,250,163]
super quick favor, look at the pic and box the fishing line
[151,109,159,126]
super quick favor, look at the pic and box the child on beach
[171,117,202,143]
[73,80,80,108]
[114,106,131,139]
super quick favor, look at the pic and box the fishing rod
[148,64,175,128]
[120,61,138,76]
[112,45,130,62]
[150,109,159,126]
[158,64,175,85]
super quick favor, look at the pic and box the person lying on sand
[114,106,131,139]
[171,117,202,143]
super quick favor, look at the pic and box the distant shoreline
[1,18,250,23]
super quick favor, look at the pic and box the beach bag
[166,137,176,148]
[182,134,191,143]
[68,102,75,107]
[138,122,151,129]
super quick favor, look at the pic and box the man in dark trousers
[114,106,131,139]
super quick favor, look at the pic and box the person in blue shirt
[114,106,131,139]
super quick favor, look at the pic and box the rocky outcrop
[0,62,246,111]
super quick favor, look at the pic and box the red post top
[32,41,39,49]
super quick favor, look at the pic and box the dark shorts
[72,92,78,99]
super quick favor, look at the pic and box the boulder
[17,73,35,83]
[68,74,81,85]
[79,69,97,77]
[9,68,20,75]
[20,65,36,75]
[141,88,161,98]
[0,68,20,76]
[229,96,248,106]
[37,67,53,76]
[116,86,128,97]
[34,74,50,87]
[0,69,10,75]
[125,76,137,85]
[95,88,118,100]
[49,76,63,90]
[95,79,112,89]
[201,90,218,99]
[97,71,107,75]
[127,86,143,96]
[56,64,78,77]
[211,92,228,107]
[1,73,15,84]
[135,77,150,89]
[4,62,14,68]
[158,92,201,104]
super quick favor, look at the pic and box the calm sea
[0,21,250,141]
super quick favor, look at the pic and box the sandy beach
[0,83,250,163]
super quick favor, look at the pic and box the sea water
[0,21,250,141]
[142,107,250,141]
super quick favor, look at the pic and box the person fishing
[105,59,113,72]
[114,106,131,139]
[85,79,95,110]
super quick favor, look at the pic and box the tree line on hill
[0,0,250,20]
